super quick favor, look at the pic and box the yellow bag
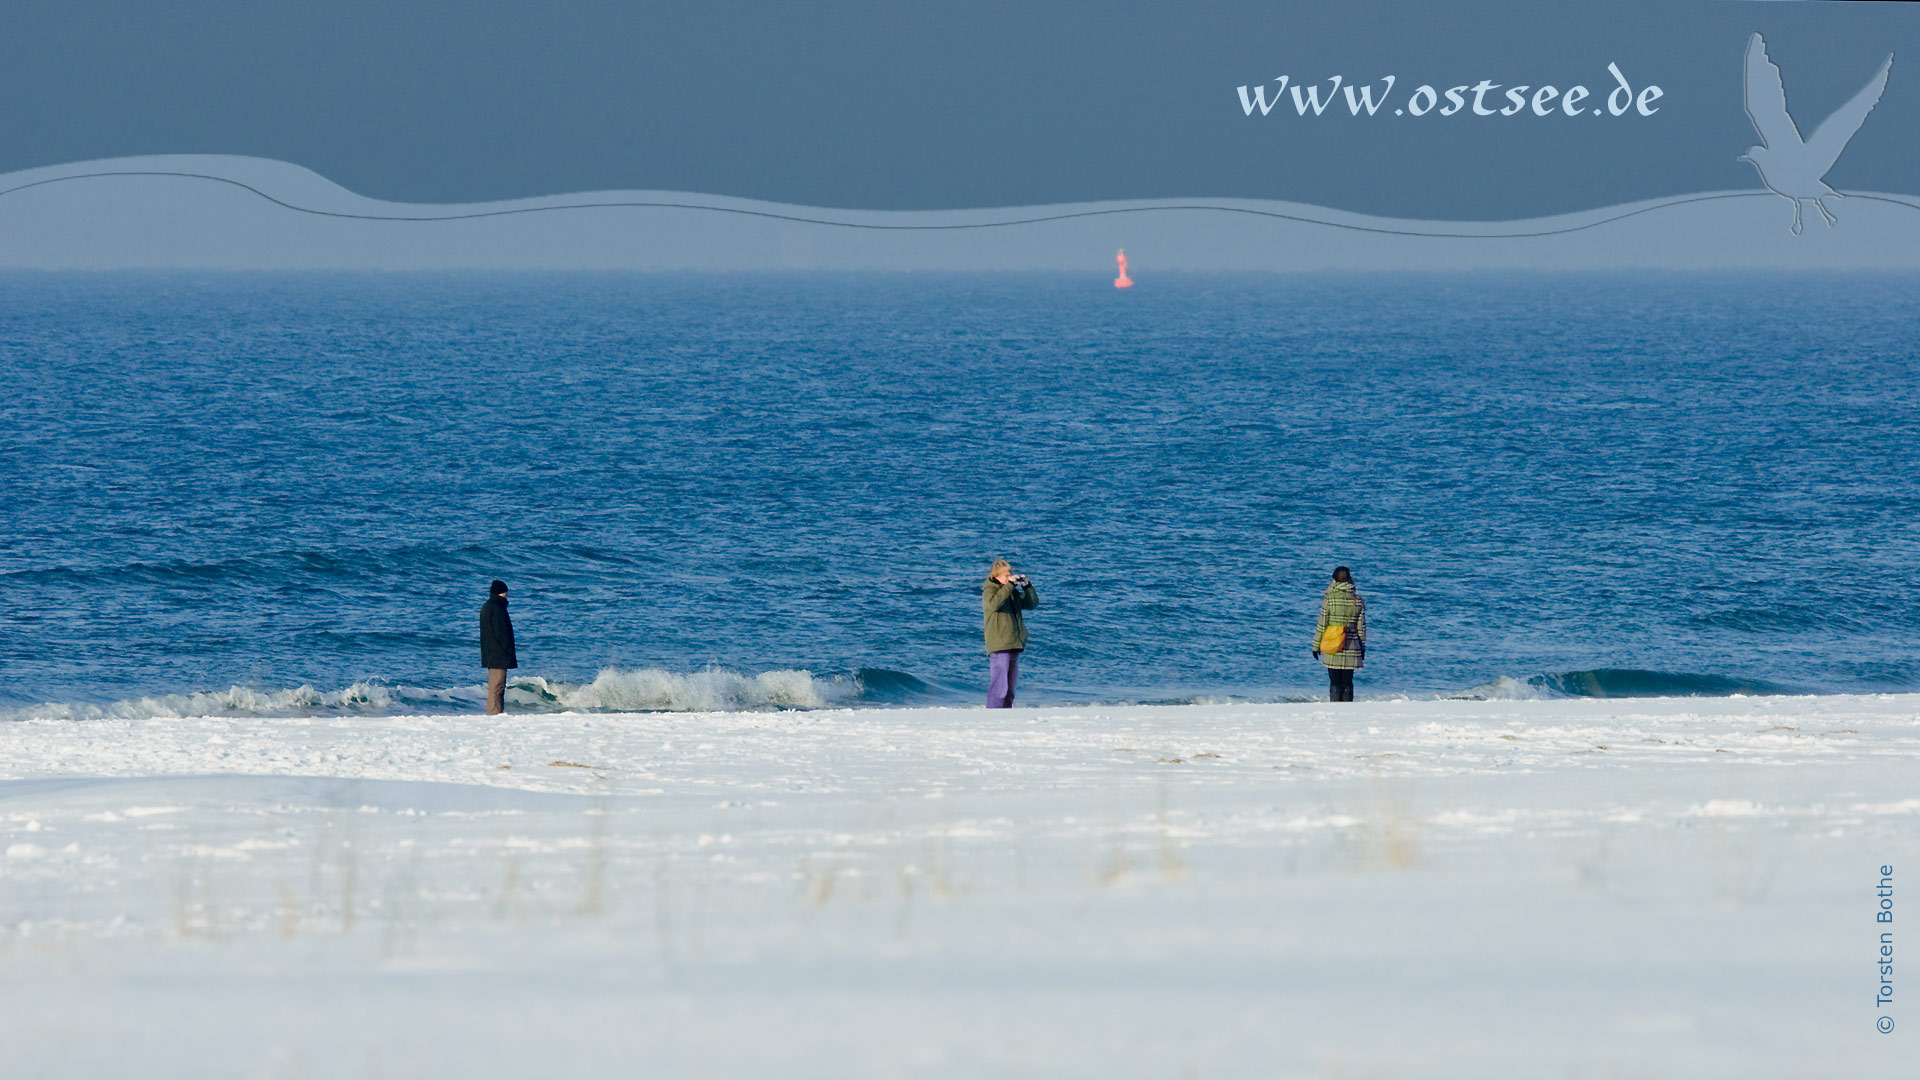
[1318,625,1347,653]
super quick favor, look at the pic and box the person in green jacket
[982,559,1040,708]
[1311,566,1366,702]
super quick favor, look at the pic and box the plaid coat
[1312,581,1366,670]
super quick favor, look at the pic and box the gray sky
[2,1,1915,217]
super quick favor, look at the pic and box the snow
[2,695,1914,1076]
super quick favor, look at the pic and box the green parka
[982,577,1040,654]
[1312,580,1366,670]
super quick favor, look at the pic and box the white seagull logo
[1740,32,1893,234]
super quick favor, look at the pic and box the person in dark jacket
[981,559,1039,708]
[480,579,517,715]
[1311,566,1366,702]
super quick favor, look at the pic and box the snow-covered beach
[3,695,1911,1077]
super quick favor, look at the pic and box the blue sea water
[3,271,1917,715]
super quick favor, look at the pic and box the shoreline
[0,666,1876,724]
[5,692,1915,788]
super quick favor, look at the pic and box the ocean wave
[1447,669,1805,700]
[846,667,962,705]
[537,667,862,712]
[0,665,961,722]
[1526,668,1801,699]
[0,664,1826,722]
[0,680,438,722]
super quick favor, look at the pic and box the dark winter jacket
[982,577,1039,654]
[480,596,518,670]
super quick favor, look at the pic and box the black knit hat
[490,579,509,596]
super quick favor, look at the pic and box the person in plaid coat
[1311,567,1366,702]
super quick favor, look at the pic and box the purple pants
[987,649,1021,708]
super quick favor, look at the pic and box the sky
[3,1,1916,217]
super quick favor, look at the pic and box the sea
[3,270,1917,717]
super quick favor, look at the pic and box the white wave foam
[1447,676,1554,702]
[1,667,858,722]
[544,667,859,713]
[1,680,423,722]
